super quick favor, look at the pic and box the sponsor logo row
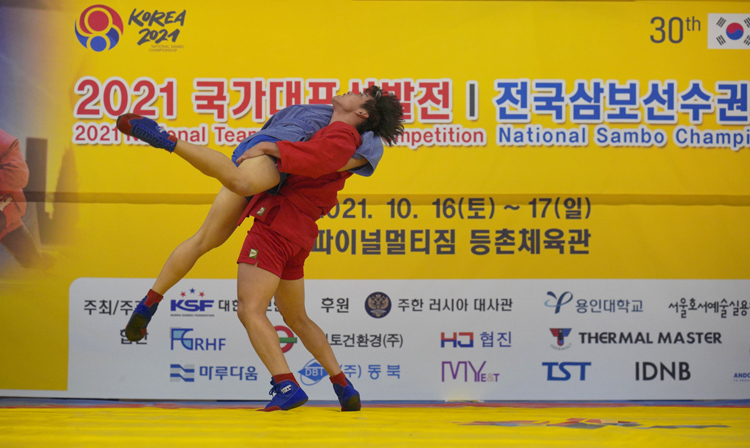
[88,289,750,320]
[121,326,727,354]
[168,360,749,385]
[153,328,746,386]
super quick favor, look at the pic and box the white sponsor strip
[2,278,749,400]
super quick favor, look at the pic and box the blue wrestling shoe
[124,296,159,342]
[333,378,361,411]
[116,113,177,152]
[259,379,308,412]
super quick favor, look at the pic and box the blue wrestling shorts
[232,134,288,196]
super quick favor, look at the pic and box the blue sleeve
[348,132,384,177]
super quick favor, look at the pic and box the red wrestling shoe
[117,114,177,152]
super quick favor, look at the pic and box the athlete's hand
[235,142,280,164]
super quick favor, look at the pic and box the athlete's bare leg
[236,263,290,375]
[274,277,343,377]
[151,187,245,294]
[173,140,280,197]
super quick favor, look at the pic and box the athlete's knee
[236,295,266,323]
[189,229,223,254]
[282,313,312,333]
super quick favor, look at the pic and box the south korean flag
[708,14,750,49]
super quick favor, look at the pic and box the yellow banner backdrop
[0,0,748,391]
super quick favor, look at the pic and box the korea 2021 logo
[75,5,124,52]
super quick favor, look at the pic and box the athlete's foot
[124,295,159,342]
[258,379,308,412]
[333,378,361,411]
[116,113,177,152]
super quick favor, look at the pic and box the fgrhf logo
[708,14,750,49]
[441,361,499,383]
[543,362,591,381]
[75,5,124,52]
[365,292,391,318]
[544,291,573,314]
[298,359,328,386]
[550,328,572,350]
[170,328,226,351]
[441,332,474,348]
[170,364,195,382]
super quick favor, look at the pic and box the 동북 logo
[75,5,124,52]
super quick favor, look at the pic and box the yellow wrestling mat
[1,400,748,447]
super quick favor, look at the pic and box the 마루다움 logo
[75,4,124,52]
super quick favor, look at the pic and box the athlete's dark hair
[356,85,405,146]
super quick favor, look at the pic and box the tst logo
[635,362,691,381]
[170,328,226,351]
[441,361,499,382]
[441,332,474,348]
[544,291,573,314]
[543,362,591,381]
[171,299,214,312]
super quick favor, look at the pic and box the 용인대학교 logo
[365,292,391,318]
[545,291,573,314]
[75,4,124,52]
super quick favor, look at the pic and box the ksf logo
[170,328,226,351]
[171,299,214,312]
[441,332,474,348]
[635,362,691,381]
[543,362,591,381]
[441,361,499,382]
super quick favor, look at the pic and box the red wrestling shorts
[237,219,310,280]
